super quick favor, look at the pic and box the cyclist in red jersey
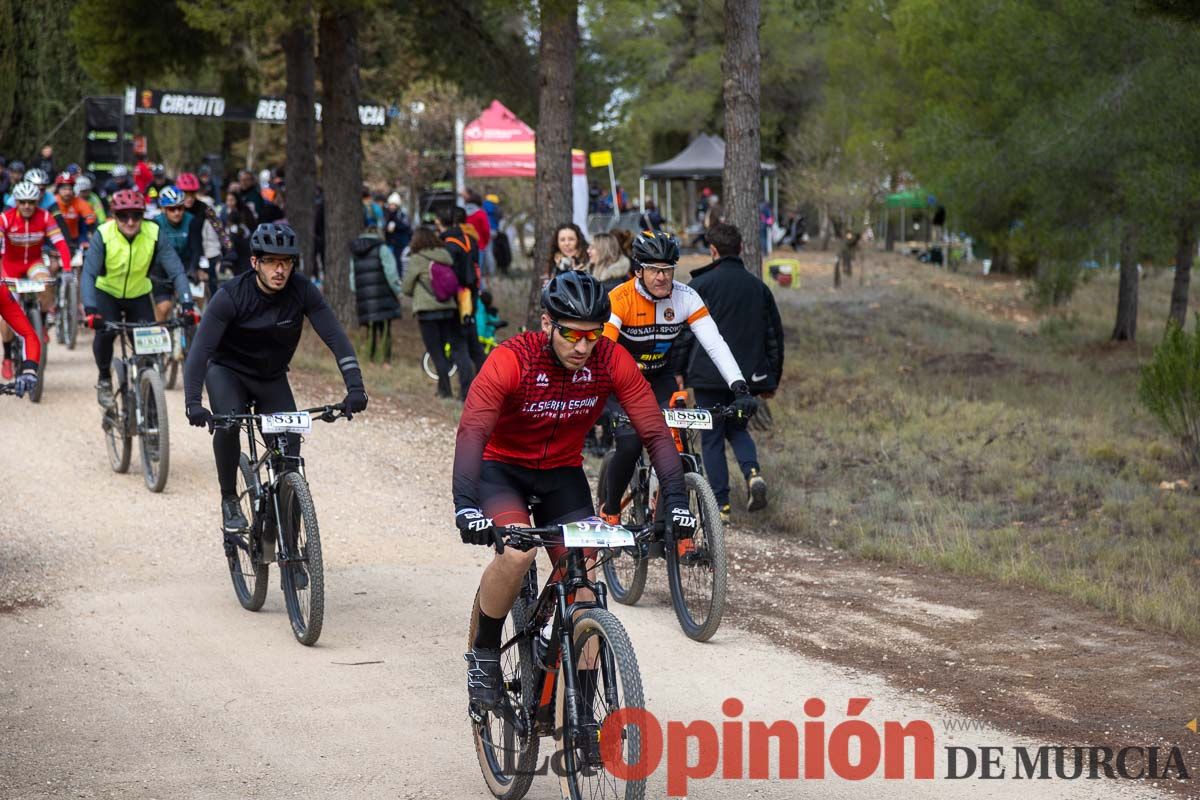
[0,281,41,395]
[452,270,698,718]
[0,181,68,378]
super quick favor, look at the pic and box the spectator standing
[587,232,632,292]
[462,189,491,278]
[546,222,588,276]
[403,226,475,399]
[759,200,774,254]
[33,145,54,175]
[348,222,403,363]
[435,206,485,371]
[384,192,412,266]
[678,222,784,521]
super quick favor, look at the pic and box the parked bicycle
[2,276,55,404]
[421,331,501,381]
[596,392,731,641]
[54,250,82,350]
[99,318,185,492]
[469,517,654,800]
[210,404,349,646]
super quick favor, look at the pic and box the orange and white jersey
[603,277,744,386]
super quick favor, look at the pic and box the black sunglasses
[115,212,143,222]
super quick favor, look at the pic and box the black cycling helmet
[631,229,680,267]
[541,270,611,323]
[250,222,300,257]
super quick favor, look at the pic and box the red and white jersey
[0,207,70,278]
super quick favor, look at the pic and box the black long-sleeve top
[183,270,363,407]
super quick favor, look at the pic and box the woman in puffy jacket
[402,226,475,400]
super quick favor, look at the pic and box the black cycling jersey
[183,269,363,408]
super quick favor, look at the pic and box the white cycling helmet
[75,176,93,194]
[111,164,129,179]
[11,181,40,202]
[24,168,48,186]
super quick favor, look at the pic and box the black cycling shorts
[479,459,595,564]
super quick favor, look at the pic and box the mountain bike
[210,404,348,646]
[596,393,731,642]
[2,276,55,404]
[99,318,184,492]
[469,517,656,800]
[54,251,82,350]
[422,331,501,380]
[161,304,196,390]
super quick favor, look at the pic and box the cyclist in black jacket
[183,222,369,533]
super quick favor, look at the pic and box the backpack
[428,259,460,302]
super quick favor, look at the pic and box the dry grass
[750,249,1200,639]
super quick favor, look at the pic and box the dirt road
[0,342,1175,798]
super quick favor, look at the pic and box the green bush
[1027,260,1082,308]
[1138,318,1200,467]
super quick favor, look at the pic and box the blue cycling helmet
[158,186,185,208]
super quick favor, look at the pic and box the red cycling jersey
[0,283,41,365]
[452,331,685,509]
[0,207,71,278]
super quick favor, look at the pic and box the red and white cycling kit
[0,283,41,363]
[452,330,686,512]
[0,207,71,279]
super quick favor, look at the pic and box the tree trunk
[317,9,364,328]
[1111,220,1140,341]
[721,0,762,277]
[1169,210,1197,328]
[284,12,317,284]
[884,208,895,252]
[527,0,578,330]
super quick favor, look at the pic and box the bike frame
[106,319,183,434]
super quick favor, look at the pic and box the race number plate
[12,279,46,294]
[260,411,312,434]
[132,326,172,355]
[663,408,714,430]
[562,517,635,549]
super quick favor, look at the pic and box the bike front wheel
[555,608,646,800]
[27,307,46,404]
[468,591,539,800]
[63,278,79,350]
[278,471,325,645]
[103,382,132,474]
[665,471,728,642]
[227,454,268,611]
[138,369,170,492]
[596,450,647,605]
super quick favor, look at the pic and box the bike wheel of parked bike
[468,591,539,800]
[63,278,79,350]
[596,450,647,605]
[278,471,324,645]
[422,351,459,381]
[555,608,645,800]
[27,307,46,404]
[665,472,728,642]
[228,454,268,611]
[137,369,170,492]
[103,383,132,474]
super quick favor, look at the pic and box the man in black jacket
[677,222,784,519]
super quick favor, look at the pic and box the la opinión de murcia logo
[563,698,1192,796]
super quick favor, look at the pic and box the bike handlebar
[101,319,189,332]
[487,520,664,554]
[2,277,59,291]
[608,403,742,428]
[208,403,349,430]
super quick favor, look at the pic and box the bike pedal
[222,532,239,559]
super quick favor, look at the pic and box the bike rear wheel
[227,454,268,611]
[27,307,46,404]
[555,608,646,800]
[596,450,647,605]
[103,379,132,473]
[665,471,728,642]
[138,369,170,492]
[278,471,324,645]
[468,591,539,799]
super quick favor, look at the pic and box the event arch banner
[124,86,388,128]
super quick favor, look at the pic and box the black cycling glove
[456,507,496,547]
[729,380,758,430]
